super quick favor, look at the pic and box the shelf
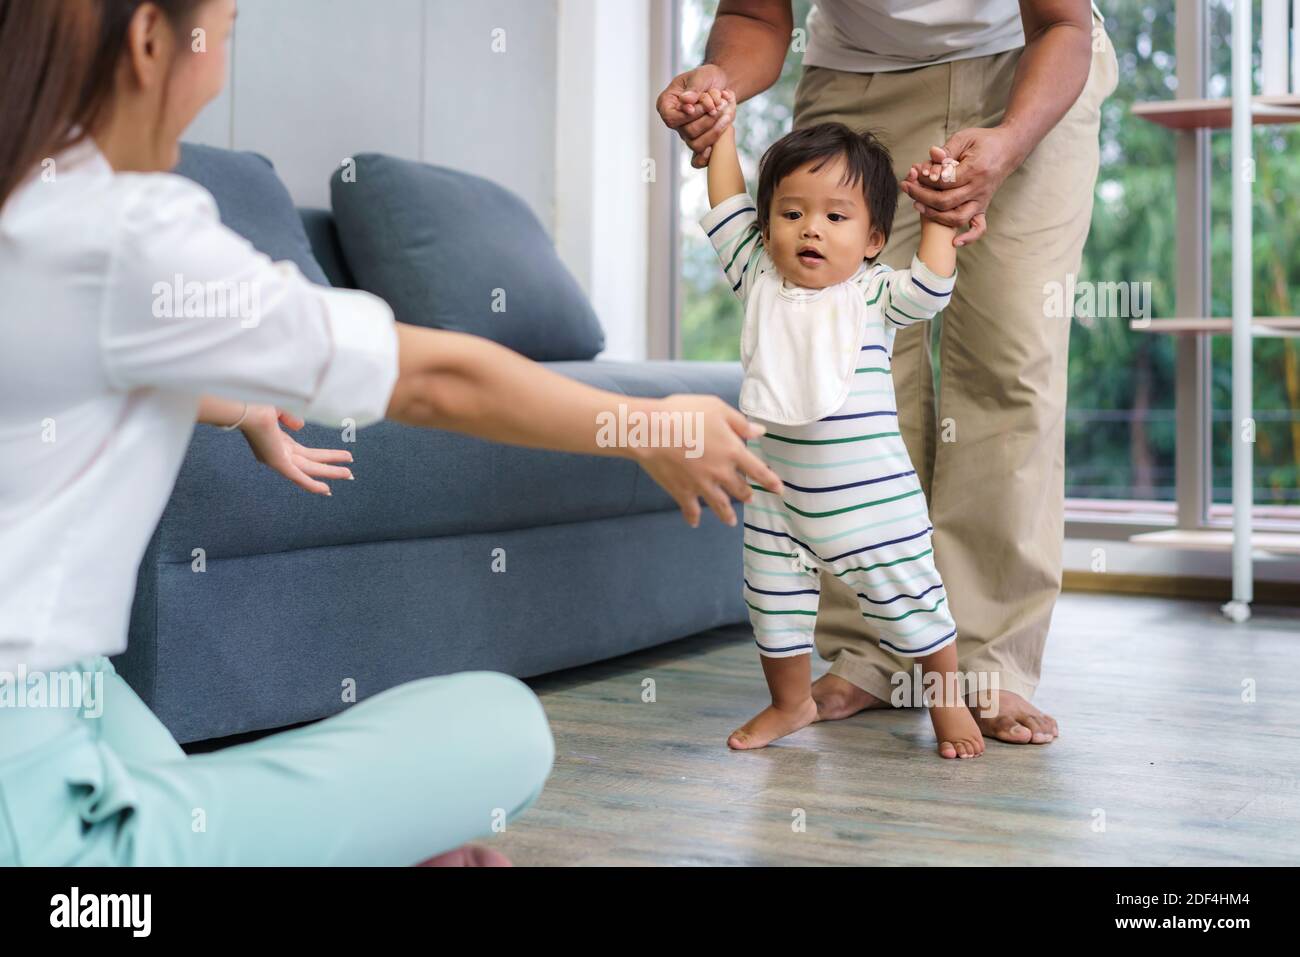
[1130,529,1300,555]
[1131,95,1300,130]
[1129,317,1300,337]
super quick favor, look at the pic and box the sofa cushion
[330,153,604,361]
[174,143,330,287]
[150,360,741,563]
[299,208,355,289]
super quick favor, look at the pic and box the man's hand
[900,129,1025,247]
[656,64,734,168]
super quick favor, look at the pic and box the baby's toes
[938,739,959,759]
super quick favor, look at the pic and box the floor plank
[489,592,1300,866]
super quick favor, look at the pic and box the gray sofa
[114,146,746,744]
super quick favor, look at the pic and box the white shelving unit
[1128,2,1300,622]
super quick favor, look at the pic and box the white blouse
[0,142,399,673]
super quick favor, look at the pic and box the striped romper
[701,192,959,660]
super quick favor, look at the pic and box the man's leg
[932,19,1119,742]
[793,62,946,716]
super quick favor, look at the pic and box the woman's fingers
[701,483,737,527]
[277,409,306,431]
[675,490,702,528]
[296,456,353,481]
[285,463,331,496]
[737,446,782,494]
[718,468,754,505]
[297,445,353,465]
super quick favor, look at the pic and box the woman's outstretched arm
[386,324,782,528]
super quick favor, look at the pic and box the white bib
[739,269,870,427]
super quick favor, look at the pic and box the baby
[699,92,984,759]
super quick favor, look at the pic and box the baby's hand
[695,87,736,119]
[909,145,958,185]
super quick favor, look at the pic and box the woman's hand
[632,395,783,528]
[238,405,355,496]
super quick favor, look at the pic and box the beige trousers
[792,16,1119,704]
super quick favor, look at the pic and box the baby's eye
[782,210,801,220]
[828,213,848,222]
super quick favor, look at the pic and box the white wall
[183,0,651,360]
[555,0,652,360]
[185,0,557,228]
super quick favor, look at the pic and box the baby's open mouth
[797,247,825,265]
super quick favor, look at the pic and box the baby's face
[763,155,886,289]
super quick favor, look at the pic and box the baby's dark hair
[756,123,897,249]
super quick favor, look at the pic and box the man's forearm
[999,4,1093,162]
[705,1,793,102]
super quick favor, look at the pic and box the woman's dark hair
[756,122,897,246]
[0,0,206,208]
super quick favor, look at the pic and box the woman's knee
[417,671,555,789]
[482,672,554,782]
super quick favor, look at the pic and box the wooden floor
[490,592,1300,866]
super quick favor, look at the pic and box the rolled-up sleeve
[100,174,398,428]
[301,286,398,427]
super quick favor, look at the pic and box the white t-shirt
[803,1,1105,73]
[0,142,399,673]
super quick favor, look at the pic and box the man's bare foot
[970,690,1058,745]
[419,844,513,866]
[811,673,889,721]
[929,701,984,759]
[728,697,819,750]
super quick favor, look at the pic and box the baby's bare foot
[727,697,819,750]
[929,702,985,760]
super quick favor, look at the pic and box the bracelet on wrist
[220,402,250,432]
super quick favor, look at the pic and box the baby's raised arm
[704,90,744,207]
[907,148,958,279]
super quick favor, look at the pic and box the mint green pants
[0,658,554,865]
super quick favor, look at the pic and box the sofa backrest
[174,143,606,362]
[174,143,331,287]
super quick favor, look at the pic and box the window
[673,0,1300,530]
[678,0,813,361]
